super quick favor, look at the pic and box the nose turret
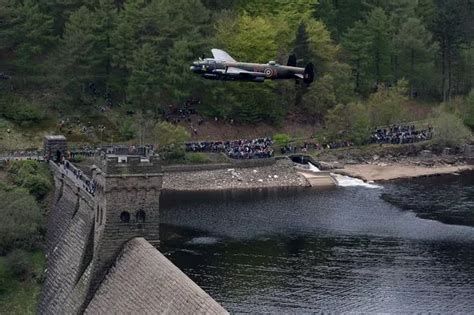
[190,61,204,73]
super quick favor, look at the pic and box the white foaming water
[331,173,383,189]
[307,162,321,172]
[307,162,382,189]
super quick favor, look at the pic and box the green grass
[0,250,45,315]
[183,152,230,164]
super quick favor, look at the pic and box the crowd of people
[370,124,433,144]
[68,145,96,159]
[186,137,274,159]
[0,150,42,158]
[62,160,98,195]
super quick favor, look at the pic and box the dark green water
[159,172,474,313]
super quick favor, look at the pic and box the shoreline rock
[162,159,310,191]
[162,154,474,191]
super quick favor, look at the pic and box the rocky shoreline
[162,153,474,191]
[333,157,473,182]
[162,159,309,191]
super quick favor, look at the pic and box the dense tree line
[0,0,473,125]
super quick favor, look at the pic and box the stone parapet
[94,155,162,175]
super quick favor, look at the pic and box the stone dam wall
[39,162,96,314]
[39,159,227,314]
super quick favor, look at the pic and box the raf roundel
[264,68,274,78]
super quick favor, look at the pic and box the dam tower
[89,155,163,291]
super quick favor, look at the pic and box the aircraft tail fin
[303,63,314,84]
[287,54,297,67]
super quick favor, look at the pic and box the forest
[0,0,473,142]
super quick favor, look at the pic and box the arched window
[136,210,146,223]
[96,206,99,222]
[120,211,130,223]
[99,208,103,225]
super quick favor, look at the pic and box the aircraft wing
[215,67,265,77]
[211,49,237,62]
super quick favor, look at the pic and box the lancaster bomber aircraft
[190,49,314,84]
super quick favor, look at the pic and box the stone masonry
[39,152,227,314]
[86,155,163,306]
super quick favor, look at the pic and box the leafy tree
[22,175,53,200]
[6,249,34,279]
[348,102,372,145]
[305,19,339,74]
[431,111,472,148]
[415,0,437,29]
[367,81,409,126]
[215,13,284,63]
[324,102,371,144]
[119,117,136,140]
[153,121,190,160]
[0,188,43,254]
[324,103,350,141]
[463,89,474,129]
[7,160,52,199]
[237,0,317,25]
[0,95,43,125]
[302,74,337,118]
[273,133,291,147]
[328,62,357,105]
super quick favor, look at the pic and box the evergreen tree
[57,4,115,104]
[365,8,393,85]
[342,21,372,93]
[432,0,471,101]
[162,40,204,104]
[293,23,312,66]
[394,17,438,97]
[0,0,56,72]
[127,43,161,109]
[315,0,369,40]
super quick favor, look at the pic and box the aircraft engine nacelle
[203,73,220,80]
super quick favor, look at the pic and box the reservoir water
[159,172,474,313]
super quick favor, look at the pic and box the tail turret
[304,63,314,84]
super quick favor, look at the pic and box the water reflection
[159,173,474,313]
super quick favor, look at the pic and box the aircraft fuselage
[191,60,305,82]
